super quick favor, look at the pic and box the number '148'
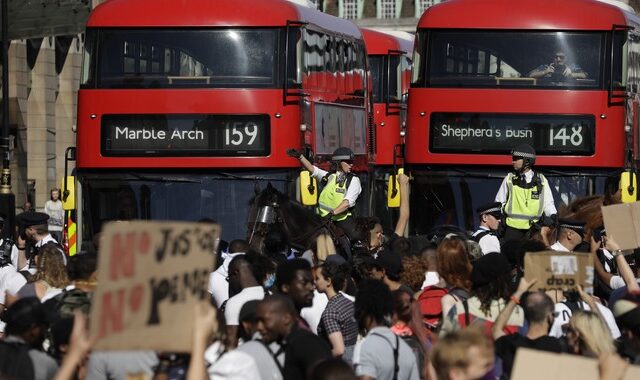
[549,126,583,147]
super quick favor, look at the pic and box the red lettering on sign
[110,232,136,280]
[129,284,145,312]
[98,289,125,338]
[138,231,151,255]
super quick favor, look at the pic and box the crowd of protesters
[0,147,640,380]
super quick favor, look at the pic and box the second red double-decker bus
[360,28,413,229]
[72,0,370,246]
[406,0,640,233]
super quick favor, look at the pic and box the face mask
[263,273,276,289]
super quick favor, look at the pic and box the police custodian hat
[476,202,502,217]
[16,211,49,228]
[558,218,586,235]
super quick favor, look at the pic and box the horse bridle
[251,201,334,251]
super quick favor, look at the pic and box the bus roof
[361,28,414,55]
[88,0,361,38]
[418,0,638,30]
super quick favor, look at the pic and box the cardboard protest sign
[512,348,640,380]
[90,221,219,352]
[524,251,593,293]
[601,201,640,250]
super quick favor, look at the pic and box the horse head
[247,182,341,256]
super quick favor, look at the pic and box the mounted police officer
[472,202,502,254]
[286,147,362,241]
[495,144,557,242]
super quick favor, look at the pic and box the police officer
[14,211,64,271]
[287,147,362,240]
[550,218,586,252]
[495,144,557,242]
[472,202,502,254]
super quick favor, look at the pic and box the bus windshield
[83,28,281,89]
[408,169,614,234]
[416,30,605,89]
[80,171,291,243]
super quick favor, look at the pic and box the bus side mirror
[300,170,318,206]
[387,168,404,208]
[620,171,637,203]
[62,176,76,210]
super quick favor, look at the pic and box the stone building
[2,0,90,212]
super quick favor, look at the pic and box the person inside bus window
[495,144,557,243]
[528,51,588,80]
[286,147,361,244]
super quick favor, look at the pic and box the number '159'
[224,122,258,146]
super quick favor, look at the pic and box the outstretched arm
[605,236,639,292]
[492,277,536,340]
[394,173,410,237]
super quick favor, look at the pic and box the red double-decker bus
[406,0,640,233]
[360,29,414,227]
[71,0,371,246]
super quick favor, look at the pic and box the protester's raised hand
[54,312,96,380]
[68,311,95,358]
[604,235,621,252]
[397,173,409,185]
[192,301,218,343]
[576,284,595,305]
[286,148,302,159]
[515,277,536,297]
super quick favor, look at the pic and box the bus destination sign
[430,113,595,155]
[102,114,270,157]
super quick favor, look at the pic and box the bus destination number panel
[101,114,270,157]
[429,113,595,156]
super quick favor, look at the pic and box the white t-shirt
[550,301,621,339]
[205,341,262,380]
[301,290,328,334]
[2,270,28,298]
[224,286,266,326]
[209,252,245,308]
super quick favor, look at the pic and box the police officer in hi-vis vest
[287,147,362,241]
[495,144,557,242]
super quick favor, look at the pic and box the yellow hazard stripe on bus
[68,220,77,256]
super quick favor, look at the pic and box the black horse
[247,183,347,259]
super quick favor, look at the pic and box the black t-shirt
[495,334,564,377]
[283,326,332,380]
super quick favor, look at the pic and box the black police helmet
[511,144,536,167]
[331,147,354,162]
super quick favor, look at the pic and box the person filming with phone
[529,51,587,80]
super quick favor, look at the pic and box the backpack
[418,286,470,330]
[417,285,448,329]
[0,340,35,380]
[43,287,92,319]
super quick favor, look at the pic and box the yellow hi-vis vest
[504,172,547,230]
[317,173,351,221]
